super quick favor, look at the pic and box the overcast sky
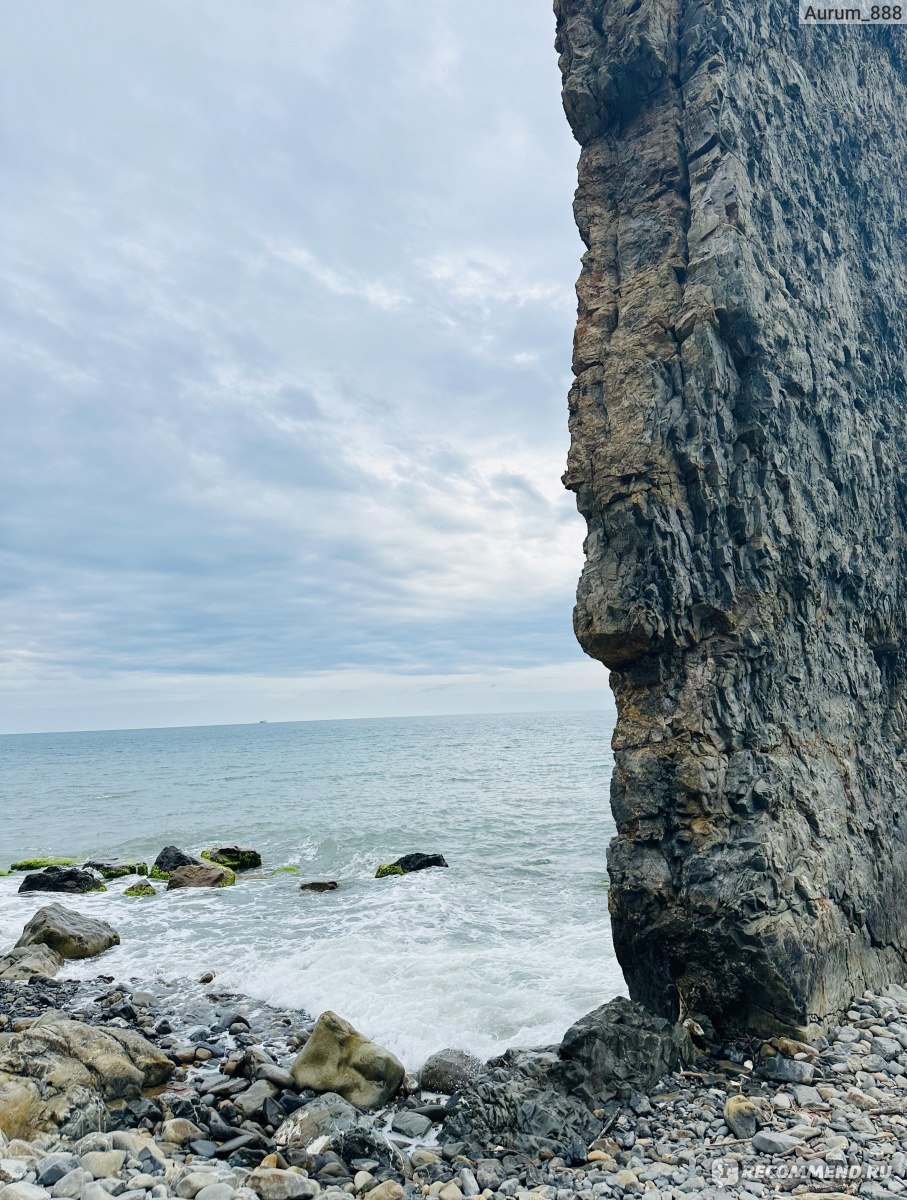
[0,0,610,734]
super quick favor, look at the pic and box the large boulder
[558,996,693,1103]
[150,846,201,879]
[202,846,262,871]
[166,863,235,890]
[440,1048,600,1159]
[0,945,63,982]
[419,1048,483,1095]
[0,1011,173,1138]
[290,1011,404,1110]
[375,853,448,878]
[15,904,119,960]
[17,867,105,895]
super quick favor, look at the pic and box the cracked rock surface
[554,0,907,1035]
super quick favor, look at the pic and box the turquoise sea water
[0,710,624,1069]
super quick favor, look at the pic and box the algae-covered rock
[376,854,447,878]
[10,857,76,871]
[17,867,106,895]
[290,1010,404,1110]
[124,882,157,897]
[83,861,148,879]
[150,846,201,880]
[202,846,262,871]
[272,865,300,875]
[15,903,119,960]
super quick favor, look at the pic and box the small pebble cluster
[5,980,907,1200]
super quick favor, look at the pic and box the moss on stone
[375,863,405,879]
[217,866,236,887]
[272,865,300,874]
[149,865,170,880]
[10,857,76,871]
[124,882,157,897]
[0,869,10,876]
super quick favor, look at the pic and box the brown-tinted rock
[555,0,907,1035]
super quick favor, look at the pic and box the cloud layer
[0,0,607,732]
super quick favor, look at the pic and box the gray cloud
[0,0,608,731]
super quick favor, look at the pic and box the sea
[0,710,624,1071]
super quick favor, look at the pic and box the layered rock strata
[555,0,907,1033]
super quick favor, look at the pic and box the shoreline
[3,964,907,1199]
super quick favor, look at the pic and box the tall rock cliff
[555,1,907,1035]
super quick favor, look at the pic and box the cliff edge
[555,0,907,1034]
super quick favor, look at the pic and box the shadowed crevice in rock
[554,0,907,1035]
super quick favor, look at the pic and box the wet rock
[299,883,338,893]
[0,944,64,982]
[167,863,235,890]
[274,1094,359,1150]
[17,866,105,895]
[375,855,448,878]
[124,882,157,897]
[151,846,202,879]
[419,1050,483,1096]
[15,904,120,960]
[83,861,148,879]
[203,847,262,872]
[290,1012,404,1110]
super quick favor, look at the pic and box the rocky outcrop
[440,998,690,1157]
[290,1011,404,1110]
[15,904,119,960]
[555,1,907,1035]
[0,1011,173,1137]
[202,846,262,872]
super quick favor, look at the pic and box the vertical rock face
[555,1,907,1035]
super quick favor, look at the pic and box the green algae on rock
[10,857,76,871]
[375,864,404,879]
[201,845,262,872]
[124,882,157,897]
